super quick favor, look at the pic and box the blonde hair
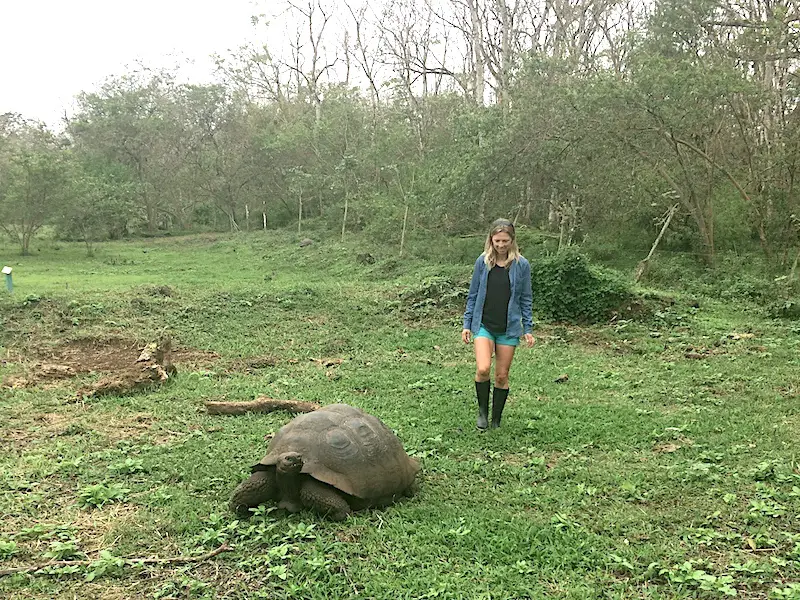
[483,219,520,267]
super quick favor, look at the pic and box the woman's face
[491,231,513,254]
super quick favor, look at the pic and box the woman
[462,219,535,430]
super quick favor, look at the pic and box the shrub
[77,483,130,509]
[530,248,633,323]
[399,275,469,316]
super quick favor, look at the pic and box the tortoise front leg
[276,473,303,513]
[229,469,277,517]
[275,452,304,513]
[300,479,351,521]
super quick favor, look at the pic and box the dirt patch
[67,411,161,443]
[220,354,349,375]
[70,503,141,553]
[3,364,80,389]
[172,348,221,369]
[0,428,31,450]
[653,442,683,454]
[2,406,173,452]
[658,345,731,362]
[3,338,220,389]
[0,504,142,578]
[96,413,175,444]
[47,338,219,374]
[511,450,571,470]
[48,338,144,372]
[37,412,77,429]
[501,453,532,467]
[537,326,633,355]
[335,527,363,543]
[223,354,279,374]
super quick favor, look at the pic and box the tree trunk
[298,190,303,234]
[467,0,485,104]
[498,0,511,108]
[789,246,800,283]
[145,194,157,233]
[342,195,349,241]
[634,204,678,282]
[400,205,410,257]
[21,229,32,256]
[548,191,559,230]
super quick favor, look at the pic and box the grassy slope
[1,232,799,599]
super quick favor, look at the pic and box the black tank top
[482,264,510,334]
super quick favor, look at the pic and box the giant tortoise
[229,404,420,520]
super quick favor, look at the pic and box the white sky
[0,0,262,128]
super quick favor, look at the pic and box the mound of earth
[3,336,219,397]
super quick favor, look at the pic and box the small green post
[2,266,12,293]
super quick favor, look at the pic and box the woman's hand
[461,329,472,344]
[523,333,535,348]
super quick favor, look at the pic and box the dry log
[205,396,321,415]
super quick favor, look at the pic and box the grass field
[1,231,799,599]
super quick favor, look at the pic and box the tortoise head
[276,451,303,475]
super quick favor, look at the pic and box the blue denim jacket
[463,254,534,337]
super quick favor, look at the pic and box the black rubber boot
[491,387,509,429]
[475,380,490,431]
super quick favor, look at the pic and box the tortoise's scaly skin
[229,404,419,519]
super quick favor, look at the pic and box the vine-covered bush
[398,275,469,316]
[530,249,633,323]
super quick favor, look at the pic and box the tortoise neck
[276,470,302,507]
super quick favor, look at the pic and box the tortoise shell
[256,404,419,499]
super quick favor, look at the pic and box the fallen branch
[0,543,231,577]
[205,397,321,415]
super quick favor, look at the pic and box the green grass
[1,232,800,599]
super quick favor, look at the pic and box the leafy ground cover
[1,232,799,599]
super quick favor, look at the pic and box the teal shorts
[475,325,520,347]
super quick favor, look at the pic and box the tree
[176,85,263,232]
[634,0,800,261]
[68,71,181,234]
[57,158,137,255]
[0,116,70,254]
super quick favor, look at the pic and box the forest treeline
[0,0,798,272]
